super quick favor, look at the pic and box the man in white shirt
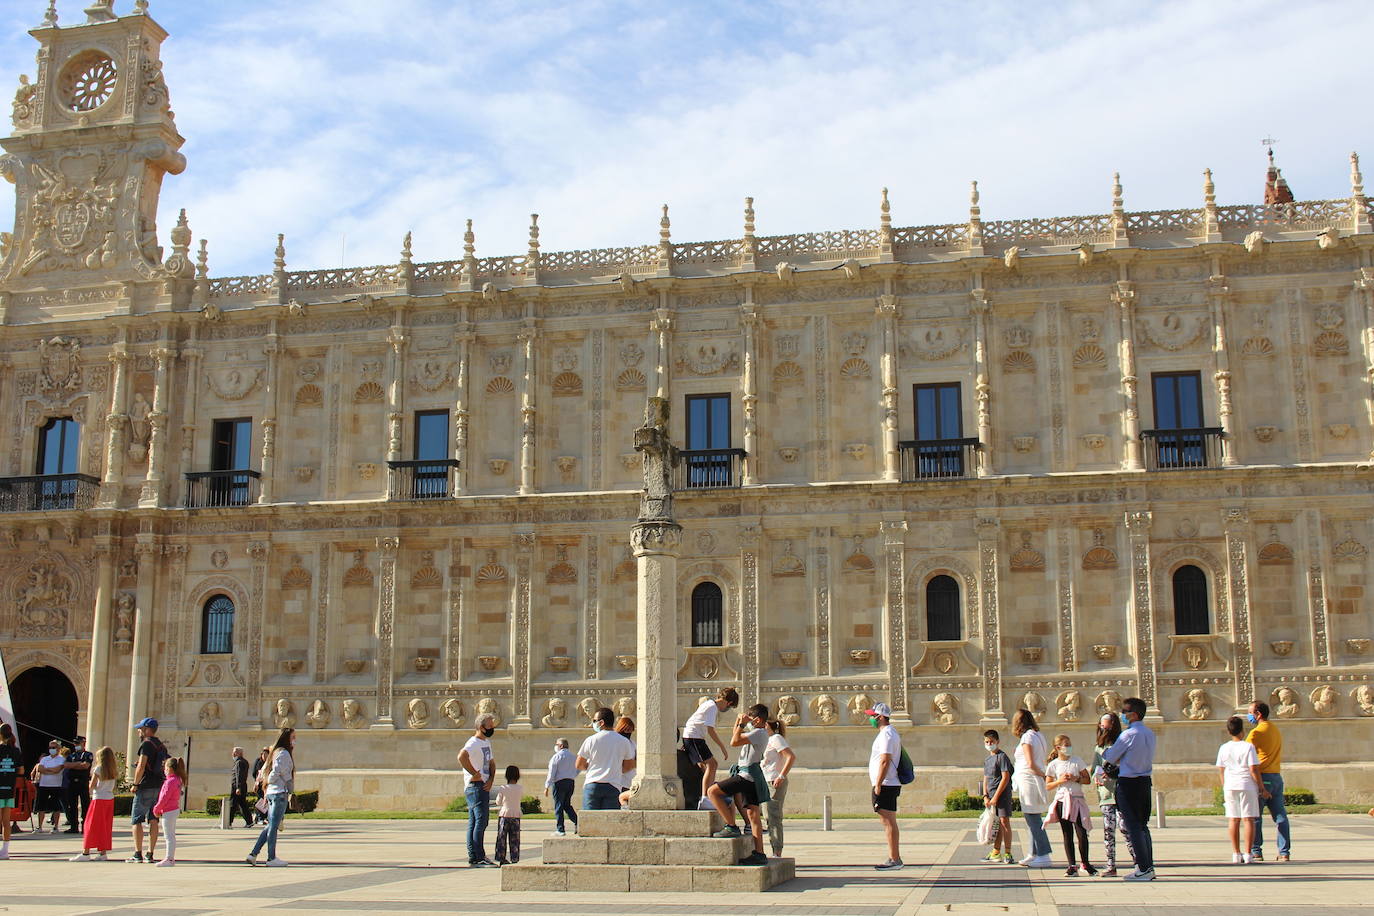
[33,742,67,833]
[866,702,904,870]
[576,707,635,810]
[457,714,497,867]
[543,738,579,836]
[680,687,739,806]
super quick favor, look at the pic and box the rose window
[59,51,118,112]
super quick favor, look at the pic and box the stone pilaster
[85,538,117,747]
[881,517,911,724]
[510,531,534,728]
[970,288,993,475]
[626,519,684,810]
[1208,273,1237,466]
[740,301,758,485]
[1222,508,1256,709]
[1304,509,1331,667]
[374,535,398,728]
[1055,527,1076,672]
[1125,509,1159,714]
[313,541,331,683]
[650,307,673,401]
[178,341,202,497]
[739,524,760,703]
[246,540,269,728]
[1355,267,1374,460]
[258,332,281,504]
[101,343,130,503]
[812,528,831,677]
[139,345,173,506]
[453,320,473,496]
[585,534,600,681]
[977,518,1004,724]
[446,538,464,681]
[1113,280,1143,470]
[876,293,900,481]
[518,320,538,495]
[385,323,408,492]
[124,535,159,769]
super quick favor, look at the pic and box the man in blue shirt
[543,737,579,837]
[1102,696,1156,881]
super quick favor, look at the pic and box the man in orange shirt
[1246,700,1290,862]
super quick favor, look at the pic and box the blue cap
[134,717,158,730]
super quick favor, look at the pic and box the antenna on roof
[1261,136,1279,163]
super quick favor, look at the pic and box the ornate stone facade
[1,8,1372,809]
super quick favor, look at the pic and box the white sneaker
[70,854,92,862]
[1123,867,1156,881]
[551,829,565,837]
[1232,853,1244,864]
[156,858,174,867]
[95,852,108,861]
[1021,855,1053,868]
[245,855,257,866]
[1242,854,1252,864]
[0,850,8,860]
[266,858,289,867]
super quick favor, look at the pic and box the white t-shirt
[462,735,493,782]
[1045,755,1087,798]
[38,753,65,788]
[1013,730,1050,813]
[577,728,634,785]
[1216,739,1260,791]
[682,699,720,739]
[868,725,901,787]
[762,733,791,782]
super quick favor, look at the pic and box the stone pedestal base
[626,772,683,810]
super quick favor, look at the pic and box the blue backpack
[896,747,915,785]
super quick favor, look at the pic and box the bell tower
[0,1,187,318]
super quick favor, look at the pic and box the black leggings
[1057,801,1090,866]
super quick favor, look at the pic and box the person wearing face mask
[62,736,92,834]
[1011,708,1052,868]
[1244,700,1288,862]
[458,714,498,867]
[32,741,67,833]
[980,730,1014,864]
[706,703,772,866]
[576,707,635,811]
[865,702,904,871]
[1045,735,1096,877]
[1091,713,1134,877]
[1101,697,1156,881]
[543,738,578,837]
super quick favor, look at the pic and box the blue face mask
[1246,713,1257,725]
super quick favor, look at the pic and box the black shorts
[716,774,760,807]
[987,794,1012,818]
[872,785,901,812]
[35,786,64,812]
[684,738,714,765]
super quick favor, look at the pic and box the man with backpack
[866,702,909,871]
[128,717,169,863]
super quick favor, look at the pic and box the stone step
[542,834,752,866]
[501,858,796,893]
[576,809,723,838]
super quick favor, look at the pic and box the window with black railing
[186,418,259,507]
[1145,371,1221,469]
[390,410,457,499]
[900,382,977,480]
[679,393,743,489]
[2,416,100,511]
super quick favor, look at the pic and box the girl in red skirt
[70,746,116,861]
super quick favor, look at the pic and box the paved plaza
[1,815,1370,915]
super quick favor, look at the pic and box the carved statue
[1310,684,1338,717]
[1095,690,1123,717]
[341,698,365,729]
[273,698,296,729]
[113,591,134,651]
[128,393,152,458]
[848,693,876,725]
[11,74,36,127]
[811,693,839,726]
[633,396,679,523]
[1182,688,1210,720]
[1056,690,1083,722]
[406,697,430,729]
[775,695,801,727]
[577,696,600,724]
[441,698,465,726]
[476,697,501,728]
[199,702,221,730]
[306,699,330,729]
[1271,687,1300,719]
[1020,691,1047,720]
[932,692,959,725]
[614,695,636,719]
[541,697,567,729]
[1354,684,1374,717]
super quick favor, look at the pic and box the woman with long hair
[246,728,295,867]
[1011,708,1052,867]
[70,746,118,861]
[614,716,636,808]
[1092,712,1134,876]
[762,719,796,858]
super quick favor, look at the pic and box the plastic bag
[976,806,1000,845]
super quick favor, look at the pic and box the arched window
[926,574,961,641]
[1172,565,1209,635]
[201,595,235,654]
[690,582,723,647]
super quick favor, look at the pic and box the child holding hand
[1045,734,1096,876]
[152,757,186,867]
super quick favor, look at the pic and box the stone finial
[1352,151,1365,198]
[400,230,413,265]
[1111,171,1124,212]
[880,187,891,230]
[192,239,210,308]
[170,208,191,251]
[135,0,150,13]
[463,219,476,260]
[527,213,540,258]
[273,233,286,272]
[196,239,209,277]
[659,204,671,245]
[743,196,755,239]
[42,0,57,27]
[84,1,116,24]
[967,180,984,254]
[1202,168,1216,208]
[969,179,981,213]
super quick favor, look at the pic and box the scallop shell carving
[615,368,647,391]
[1081,546,1118,570]
[1313,330,1349,356]
[411,565,443,589]
[772,360,805,385]
[475,560,508,586]
[280,564,312,590]
[551,371,583,397]
[1241,336,1275,358]
[485,376,516,395]
[1072,344,1107,369]
[352,380,385,403]
[294,383,323,407]
[1002,349,1035,373]
[839,357,872,381]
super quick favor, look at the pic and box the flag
[0,649,16,750]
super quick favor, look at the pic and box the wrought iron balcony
[184,469,261,508]
[0,473,101,512]
[387,458,460,500]
[673,448,746,490]
[898,438,980,481]
[1141,427,1224,470]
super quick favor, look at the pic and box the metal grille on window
[1171,564,1209,635]
[202,595,235,654]
[926,574,961,641]
[691,581,723,647]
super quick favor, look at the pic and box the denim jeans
[552,778,578,832]
[583,781,621,810]
[1022,812,1053,857]
[249,793,288,862]
[1251,772,1291,857]
[1114,775,1154,872]
[465,784,490,864]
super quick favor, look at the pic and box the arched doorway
[7,666,79,774]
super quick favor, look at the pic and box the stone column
[518,320,538,495]
[1124,509,1160,714]
[258,333,282,504]
[453,317,473,496]
[1356,267,1374,461]
[86,538,117,747]
[446,539,465,681]
[650,307,673,401]
[138,346,174,506]
[245,541,269,728]
[373,535,398,729]
[977,518,1005,724]
[626,519,683,809]
[1113,281,1143,470]
[510,531,534,729]
[313,542,331,683]
[385,325,408,495]
[124,535,159,769]
[1304,509,1332,667]
[1055,527,1076,672]
[877,293,901,481]
[739,524,761,702]
[178,342,203,502]
[1208,274,1237,466]
[1222,508,1256,710]
[740,302,759,485]
[881,517,911,725]
[812,528,832,677]
[584,535,601,681]
[970,288,993,475]
[101,343,130,503]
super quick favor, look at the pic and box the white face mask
[1060,746,1073,758]
[984,743,997,753]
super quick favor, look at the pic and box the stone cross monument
[625,396,684,810]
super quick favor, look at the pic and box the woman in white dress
[1012,708,1052,867]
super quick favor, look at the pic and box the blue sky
[2,0,1371,275]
